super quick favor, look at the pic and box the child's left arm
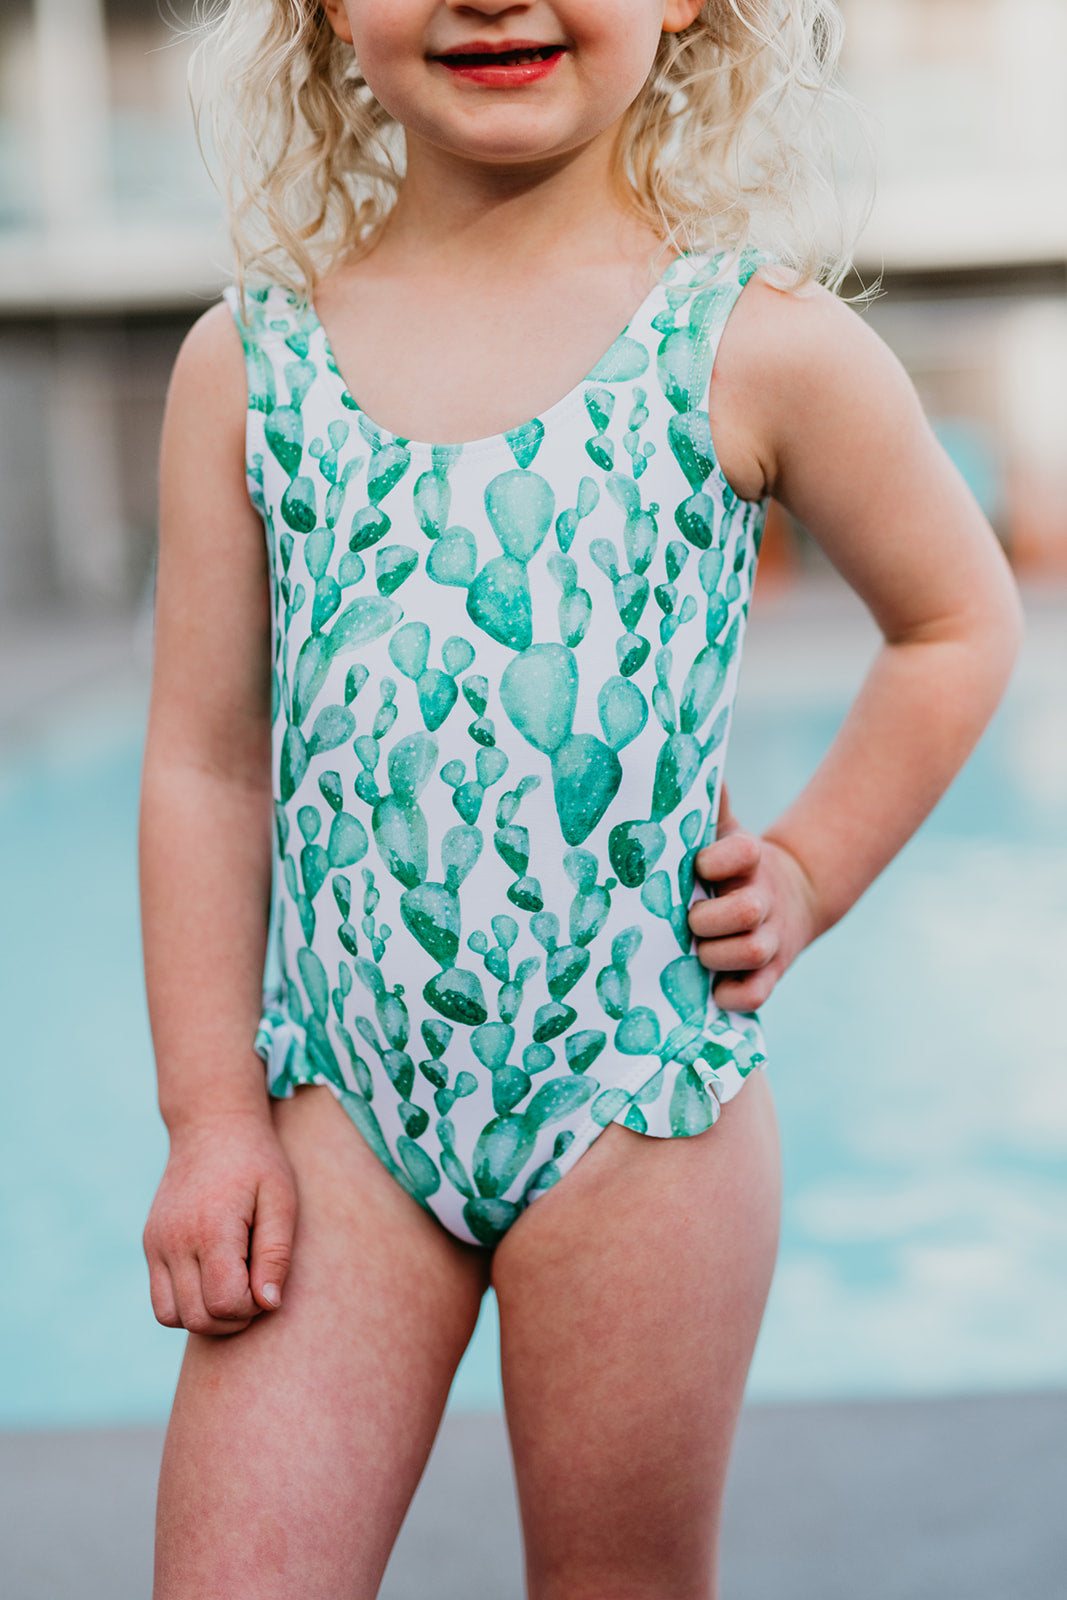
[690,278,1025,1010]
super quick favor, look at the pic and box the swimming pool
[2,592,1065,1428]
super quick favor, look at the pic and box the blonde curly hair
[189,0,872,300]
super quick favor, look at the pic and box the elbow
[963,562,1026,712]
[991,562,1027,684]
[1006,574,1027,658]
[908,559,1026,716]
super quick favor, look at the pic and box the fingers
[690,796,809,1014]
[144,1219,258,1337]
[716,780,738,835]
[248,1175,297,1312]
[688,859,781,1010]
[690,891,780,1008]
[687,885,768,941]
[695,828,761,884]
[711,963,781,1012]
[142,1130,297,1336]
[148,1269,253,1337]
[148,1260,181,1330]
[172,1259,253,1337]
[200,1241,259,1325]
[694,925,779,975]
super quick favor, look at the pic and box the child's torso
[224,245,771,1246]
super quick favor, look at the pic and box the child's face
[321,0,705,169]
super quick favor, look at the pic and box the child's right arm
[140,304,296,1336]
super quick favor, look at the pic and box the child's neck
[311,127,678,448]
[371,128,666,285]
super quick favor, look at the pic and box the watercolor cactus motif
[225,249,769,1246]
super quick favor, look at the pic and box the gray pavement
[2,1393,1064,1599]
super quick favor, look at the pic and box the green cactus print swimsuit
[223,246,771,1247]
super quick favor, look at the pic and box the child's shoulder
[711,267,914,502]
[164,297,253,448]
[175,281,305,387]
[174,297,248,387]
[728,266,888,366]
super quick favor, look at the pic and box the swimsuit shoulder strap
[655,247,775,416]
[222,282,318,415]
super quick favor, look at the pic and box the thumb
[248,1173,296,1311]
[716,780,740,838]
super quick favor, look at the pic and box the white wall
[843,0,1067,268]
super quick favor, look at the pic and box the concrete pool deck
[1,1393,1065,1599]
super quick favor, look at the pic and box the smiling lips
[431,41,566,87]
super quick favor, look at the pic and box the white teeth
[441,47,558,66]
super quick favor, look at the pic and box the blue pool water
[2,620,1065,1428]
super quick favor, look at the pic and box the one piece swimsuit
[223,246,770,1247]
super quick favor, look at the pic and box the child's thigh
[491,1072,781,1600]
[155,1085,490,1600]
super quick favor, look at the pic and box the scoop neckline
[302,249,707,459]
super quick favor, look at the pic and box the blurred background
[1,3,1065,1597]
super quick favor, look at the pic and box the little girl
[140,2,1022,1595]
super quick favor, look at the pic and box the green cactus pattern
[225,248,769,1247]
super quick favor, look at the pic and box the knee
[530,1583,715,1600]
[526,1552,717,1600]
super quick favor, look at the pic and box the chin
[436,111,593,165]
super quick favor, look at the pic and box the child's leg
[154,1084,490,1600]
[492,1071,781,1600]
